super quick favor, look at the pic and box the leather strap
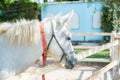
[40,22,48,80]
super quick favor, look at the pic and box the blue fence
[41,1,103,41]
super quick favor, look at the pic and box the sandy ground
[6,58,120,80]
[37,58,116,80]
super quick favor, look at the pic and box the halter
[47,21,65,61]
[40,20,69,65]
[47,20,73,62]
[40,20,73,80]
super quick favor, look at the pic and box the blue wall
[41,2,103,41]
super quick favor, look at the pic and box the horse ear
[54,12,62,19]
[54,11,73,32]
[60,11,73,26]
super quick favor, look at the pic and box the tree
[4,0,14,4]
[18,0,32,2]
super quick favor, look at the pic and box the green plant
[101,4,113,32]
[75,49,109,59]
[0,1,40,22]
[101,1,120,42]
[112,3,120,32]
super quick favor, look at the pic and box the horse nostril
[73,57,78,65]
[65,60,75,69]
[65,53,78,69]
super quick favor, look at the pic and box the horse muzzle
[65,53,78,69]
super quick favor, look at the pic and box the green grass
[75,49,110,59]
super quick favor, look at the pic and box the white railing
[5,32,120,80]
[73,32,120,80]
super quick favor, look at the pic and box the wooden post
[110,31,119,79]
[110,31,115,79]
[110,31,115,61]
[87,61,118,80]
[114,32,120,80]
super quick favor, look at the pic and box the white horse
[0,12,77,80]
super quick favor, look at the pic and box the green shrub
[101,1,120,42]
[0,1,40,22]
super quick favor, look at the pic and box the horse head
[45,11,78,69]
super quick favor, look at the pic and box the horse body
[0,12,77,80]
[0,22,43,79]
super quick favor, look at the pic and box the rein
[40,22,47,80]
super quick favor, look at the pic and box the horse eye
[67,37,71,40]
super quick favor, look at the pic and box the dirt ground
[6,58,120,80]
[37,58,116,80]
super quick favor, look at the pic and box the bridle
[45,20,73,62]
[40,19,74,80]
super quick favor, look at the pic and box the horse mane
[0,22,11,34]
[0,19,40,45]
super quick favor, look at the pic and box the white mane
[0,19,40,45]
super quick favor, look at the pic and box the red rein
[40,22,48,80]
